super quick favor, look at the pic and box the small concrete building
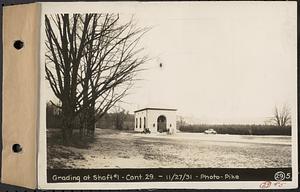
[134,108,177,133]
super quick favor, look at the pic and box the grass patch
[47,129,95,148]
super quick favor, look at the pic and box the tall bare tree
[45,13,148,143]
[271,105,291,127]
[78,14,148,137]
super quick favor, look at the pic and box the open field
[47,128,292,169]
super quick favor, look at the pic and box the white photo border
[38,1,298,190]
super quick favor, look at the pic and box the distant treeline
[96,113,134,130]
[46,103,62,128]
[179,124,291,135]
[47,103,134,130]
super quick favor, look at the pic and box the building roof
[134,107,177,113]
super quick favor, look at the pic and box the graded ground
[47,128,292,169]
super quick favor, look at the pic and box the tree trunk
[89,94,96,136]
[61,100,74,145]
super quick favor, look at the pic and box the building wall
[134,110,147,132]
[134,109,176,133]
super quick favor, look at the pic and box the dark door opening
[157,115,167,133]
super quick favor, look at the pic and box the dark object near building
[143,128,151,134]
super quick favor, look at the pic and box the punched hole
[12,144,22,153]
[13,40,24,50]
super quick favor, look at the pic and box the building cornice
[134,108,177,113]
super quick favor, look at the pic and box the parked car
[204,129,217,134]
[142,128,151,134]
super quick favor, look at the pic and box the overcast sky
[44,2,297,124]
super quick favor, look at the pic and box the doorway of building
[157,115,167,133]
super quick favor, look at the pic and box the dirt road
[47,128,292,169]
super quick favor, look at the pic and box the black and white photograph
[39,1,297,189]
